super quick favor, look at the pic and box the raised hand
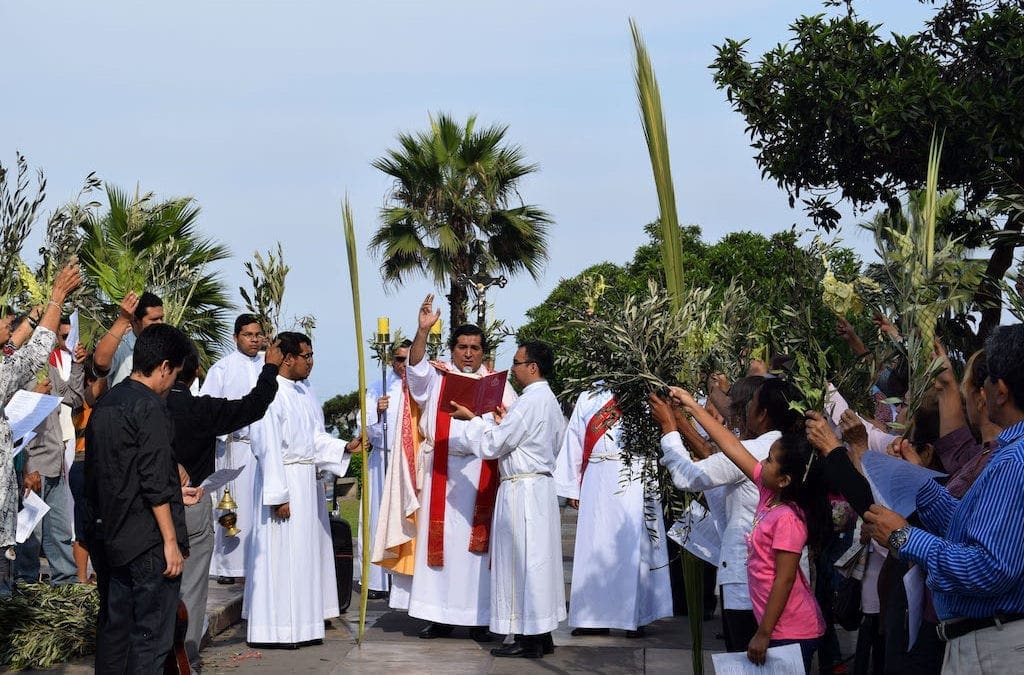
[418,294,441,332]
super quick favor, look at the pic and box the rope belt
[500,471,552,483]
[282,457,315,466]
[587,453,620,462]
[229,434,251,443]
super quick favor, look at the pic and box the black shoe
[366,590,389,600]
[491,639,542,658]
[418,622,455,639]
[570,627,609,636]
[247,641,299,650]
[540,632,555,654]
[625,626,646,638]
[217,576,235,585]
[469,626,493,642]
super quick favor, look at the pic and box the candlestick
[377,316,390,336]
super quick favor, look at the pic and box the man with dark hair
[84,323,191,673]
[92,291,165,387]
[355,338,412,601]
[866,323,1024,673]
[200,313,266,584]
[449,340,566,658]
[403,296,516,641]
[169,339,283,672]
[15,317,84,586]
[243,331,358,647]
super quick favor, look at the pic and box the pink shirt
[746,463,826,640]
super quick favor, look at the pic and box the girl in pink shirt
[665,386,827,673]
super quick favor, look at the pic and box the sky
[2,1,936,399]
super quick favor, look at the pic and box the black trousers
[93,542,181,675]
[722,606,758,652]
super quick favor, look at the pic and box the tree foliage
[78,185,233,367]
[370,113,552,331]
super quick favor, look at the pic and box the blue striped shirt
[901,419,1024,620]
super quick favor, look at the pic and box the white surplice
[456,380,567,636]
[353,370,403,592]
[405,357,515,626]
[200,349,264,577]
[242,377,350,644]
[554,389,674,631]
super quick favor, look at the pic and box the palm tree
[78,184,233,367]
[370,113,552,330]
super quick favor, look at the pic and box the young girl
[663,384,827,672]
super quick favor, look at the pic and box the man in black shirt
[84,323,192,674]
[167,340,282,672]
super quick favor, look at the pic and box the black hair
[134,291,163,321]
[909,388,941,448]
[449,324,488,353]
[277,331,311,358]
[519,340,554,378]
[755,377,804,434]
[771,432,831,554]
[59,316,71,326]
[132,324,191,376]
[986,324,1024,409]
[727,375,765,435]
[179,342,200,384]
[234,314,261,335]
[393,338,413,356]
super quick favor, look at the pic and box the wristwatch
[888,525,911,554]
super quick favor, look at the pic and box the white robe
[353,370,403,592]
[242,377,350,644]
[457,380,567,635]
[405,357,515,626]
[200,349,264,577]
[554,390,674,631]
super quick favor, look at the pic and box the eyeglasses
[512,360,535,367]
[297,352,314,361]
[393,356,407,363]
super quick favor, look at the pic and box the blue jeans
[15,473,78,585]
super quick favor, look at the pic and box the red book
[442,370,508,416]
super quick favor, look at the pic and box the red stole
[425,363,501,568]
[581,397,621,484]
[399,377,419,491]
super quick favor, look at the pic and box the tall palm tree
[370,113,552,330]
[78,184,233,367]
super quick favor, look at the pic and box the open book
[441,369,508,416]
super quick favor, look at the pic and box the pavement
[23,504,856,673]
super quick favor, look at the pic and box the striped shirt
[901,419,1024,620]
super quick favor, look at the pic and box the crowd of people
[2,263,1023,675]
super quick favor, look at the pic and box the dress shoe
[570,627,609,636]
[490,639,542,658]
[469,626,493,642]
[216,575,235,585]
[366,590,389,600]
[418,622,455,639]
[625,626,647,638]
[540,632,555,654]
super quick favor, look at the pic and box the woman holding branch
[651,384,826,673]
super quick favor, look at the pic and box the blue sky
[3,1,934,399]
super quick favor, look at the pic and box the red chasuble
[580,397,621,484]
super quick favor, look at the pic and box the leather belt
[937,613,1024,641]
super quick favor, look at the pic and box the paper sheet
[16,490,50,543]
[861,451,945,517]
[904,565,926,651]
[66,310,80,356]
[667,500,721,566]
[5,390,63,443]
[200,465,245,492]
[711,643,805,674]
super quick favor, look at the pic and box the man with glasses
[200,314,266,584]
[354,339,412,601]
[243,332,359,648]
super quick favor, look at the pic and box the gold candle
[430,319,442,336]
[377,316,390,336]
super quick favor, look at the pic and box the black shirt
[84,379,186,566]
[166,363,280,485]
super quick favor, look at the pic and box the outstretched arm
[663,388,759,481]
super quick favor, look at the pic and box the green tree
[323,390,364,483]
[78,185,233,366]
[370,113,552,331]
[710,0,1024,340]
